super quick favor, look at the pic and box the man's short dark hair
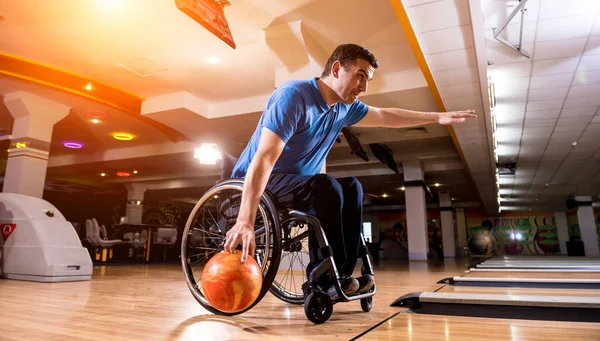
[321,44,378,78]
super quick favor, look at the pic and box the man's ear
[331,61,342,79]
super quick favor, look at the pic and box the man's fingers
[241,239,248,263]
[249,242,256,259]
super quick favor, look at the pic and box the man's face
[331,58,374,104]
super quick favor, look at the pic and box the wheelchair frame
[182,177,376,324]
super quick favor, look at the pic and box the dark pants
[266,173,363,278]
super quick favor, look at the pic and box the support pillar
[2,92,70,197]
[403,161,428,260]
[125,183,148,224]
[455,208,468,249]
[575,196,599,257]
[554,211,569,255]
[439,191,455,258]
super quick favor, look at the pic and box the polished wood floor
[464,270,600,279]
[1,258,600,341]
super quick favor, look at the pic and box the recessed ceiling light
[400,186,406,191]
[572,141,578,146]
[85,82,93,91]
[116,172,131,177]
[382,193,388,198]
[112,132,134,141]
[206,56,221,64]
[91,119,101,124]
[63,141,83,149]
[133,170,138,174]
[434,183,441,187]
[100,173,106,177]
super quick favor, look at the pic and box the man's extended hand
[437,110,477,125]
[224,220,256,263]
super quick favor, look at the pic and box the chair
[180,152,376,324]
[153,228,178,261]
[90,218,122,262]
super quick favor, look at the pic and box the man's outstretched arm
[224,127,286,262]
[354,106,477,128]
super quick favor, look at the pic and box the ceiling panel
[534,38,587,60]
[528,88,569,101]
[568,85,600,97]
[409,0,471,33]
[538,0,600,19]
[434,66,479,86]
[532,58,579,76]
[428,48,477,72]
[535,16,596,42]
[529,73,574,89]
[564,97,600,108]
[527,99,564,110]
[420,25,474,54]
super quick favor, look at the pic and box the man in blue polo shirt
[225,44,476,296]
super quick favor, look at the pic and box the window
[362,222,372,243]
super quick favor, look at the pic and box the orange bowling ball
[201,251,263,313]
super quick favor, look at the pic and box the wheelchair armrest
[288,210,330,248]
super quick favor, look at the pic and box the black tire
[269,220,310,305]
[181,179,282,315]
[360,297,373,312]
[304,292,333,324]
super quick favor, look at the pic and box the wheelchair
[181,154,376,324]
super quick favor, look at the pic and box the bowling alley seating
[123,230,148,262]
[152,227,178,261]
[86,218,122,263]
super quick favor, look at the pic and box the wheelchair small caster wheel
[360,297,372,312]
[304,292,333,324]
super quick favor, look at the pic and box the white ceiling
[2,0,598,212]
[482,0,600,211]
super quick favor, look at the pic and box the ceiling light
[112,132,134,141]
[194,143,222,165]
[63,141,83,149]
[133,170,138,174]
[400,186,406,191]
[206,56,221,64]
[85,82,93,91]
[100,173,106,177]
[572,141,578,146]
[91,119,101,124]
[545,183,549,187]
[116,172,131,177]
[434,183,441,187]
[382,193,388,198]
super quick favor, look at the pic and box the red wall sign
[2,224,16,242]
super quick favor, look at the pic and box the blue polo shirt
[231,78,369,177]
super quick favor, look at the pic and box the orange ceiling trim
[389,0,484,208]
[0,51,143,113]
[0,52,189,143]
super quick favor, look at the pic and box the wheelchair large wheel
[181,179,282,315]
[269,218,310,305]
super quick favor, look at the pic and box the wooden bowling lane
[435,285,600,297]
[463,271,600,279]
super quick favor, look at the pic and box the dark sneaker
[326,276,359,299]
[355,274,374,294]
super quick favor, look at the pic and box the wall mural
[142,201,181,227]
[466,216,559,256]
